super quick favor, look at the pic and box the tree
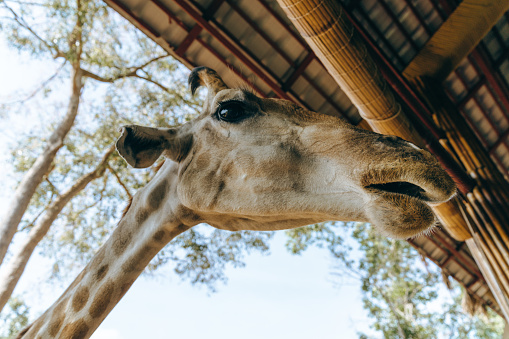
[0,145,114,310]
[0,297,29,339]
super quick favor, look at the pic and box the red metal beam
[225,0,296,68]
[150,0,267,97]
[171,0,292,100]
[471,49,509,120]
[282,54,313,91]
[202,0,225,20]
[456,76,486,110]
[375,0,420,53]
[175,0,223,57]
[218,2,350,120]
[437,0,456,15]
[490,129,509,154]
[424,233,484,282]
[175,25,203,56]
[189,0,351,121]
[454,70,501,139]
[452,63,509,173]
[401,0,434,36]
[350,5,406,70]
[108,0,161,38]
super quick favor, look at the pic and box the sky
[0,33,374,338]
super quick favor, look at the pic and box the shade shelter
[104,0,509,319]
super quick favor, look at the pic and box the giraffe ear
[116,125,191,168]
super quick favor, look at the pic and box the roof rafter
[403,0,509,81]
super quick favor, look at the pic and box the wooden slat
[403,0,509,81]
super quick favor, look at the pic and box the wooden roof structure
[104,0,509,319]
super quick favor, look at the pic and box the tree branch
[4,0,49,6]
[134,74,170,92]
[1,2,63,58]
[80,69,117,83]
[129,53,170,72]
[45,178,61,197]
[5,61,67,104]
[107,164,132,200]
[81,53,170,85]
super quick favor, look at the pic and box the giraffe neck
[21,162,194,339]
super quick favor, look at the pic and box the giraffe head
[116,67,456,238]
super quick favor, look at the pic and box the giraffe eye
[216,101,246,122]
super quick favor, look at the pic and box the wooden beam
[403,0,509,81]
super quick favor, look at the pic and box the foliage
[0,297,29,339]
[284,222,352,264]
[149,227,273,292]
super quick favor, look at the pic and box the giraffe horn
[188,66,229,96]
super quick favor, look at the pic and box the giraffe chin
[365,192,436,239]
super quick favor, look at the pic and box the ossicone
[188,66,229,96]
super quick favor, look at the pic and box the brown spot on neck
[209,180,225,208]
[60,319,89,339]
[136,209,149,224]
[112,221,133,256]
[94,265,109,282]
[15,324,32,339]
[71,286,89,312]
[148,180,168,210]
[48,297,69,337]
[89,281,115,319]
[152,230,166,242]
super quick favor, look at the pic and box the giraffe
[17,67,456,338]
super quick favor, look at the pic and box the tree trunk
[0,146,114,312]
[0,67,83,266]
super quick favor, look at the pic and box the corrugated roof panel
[483,31,504,61]
[495,15,509,45]
[444,74,468,102]
[476,87,509,135]
[500,60,509,86]
[411,0,443,32]
[494,144,509,169]
[457,60,480,90]
[217,8,250,41]
[243,1,307,62]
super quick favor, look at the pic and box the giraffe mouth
[365,181,429,201]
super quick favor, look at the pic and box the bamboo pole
[466,238,509,321]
